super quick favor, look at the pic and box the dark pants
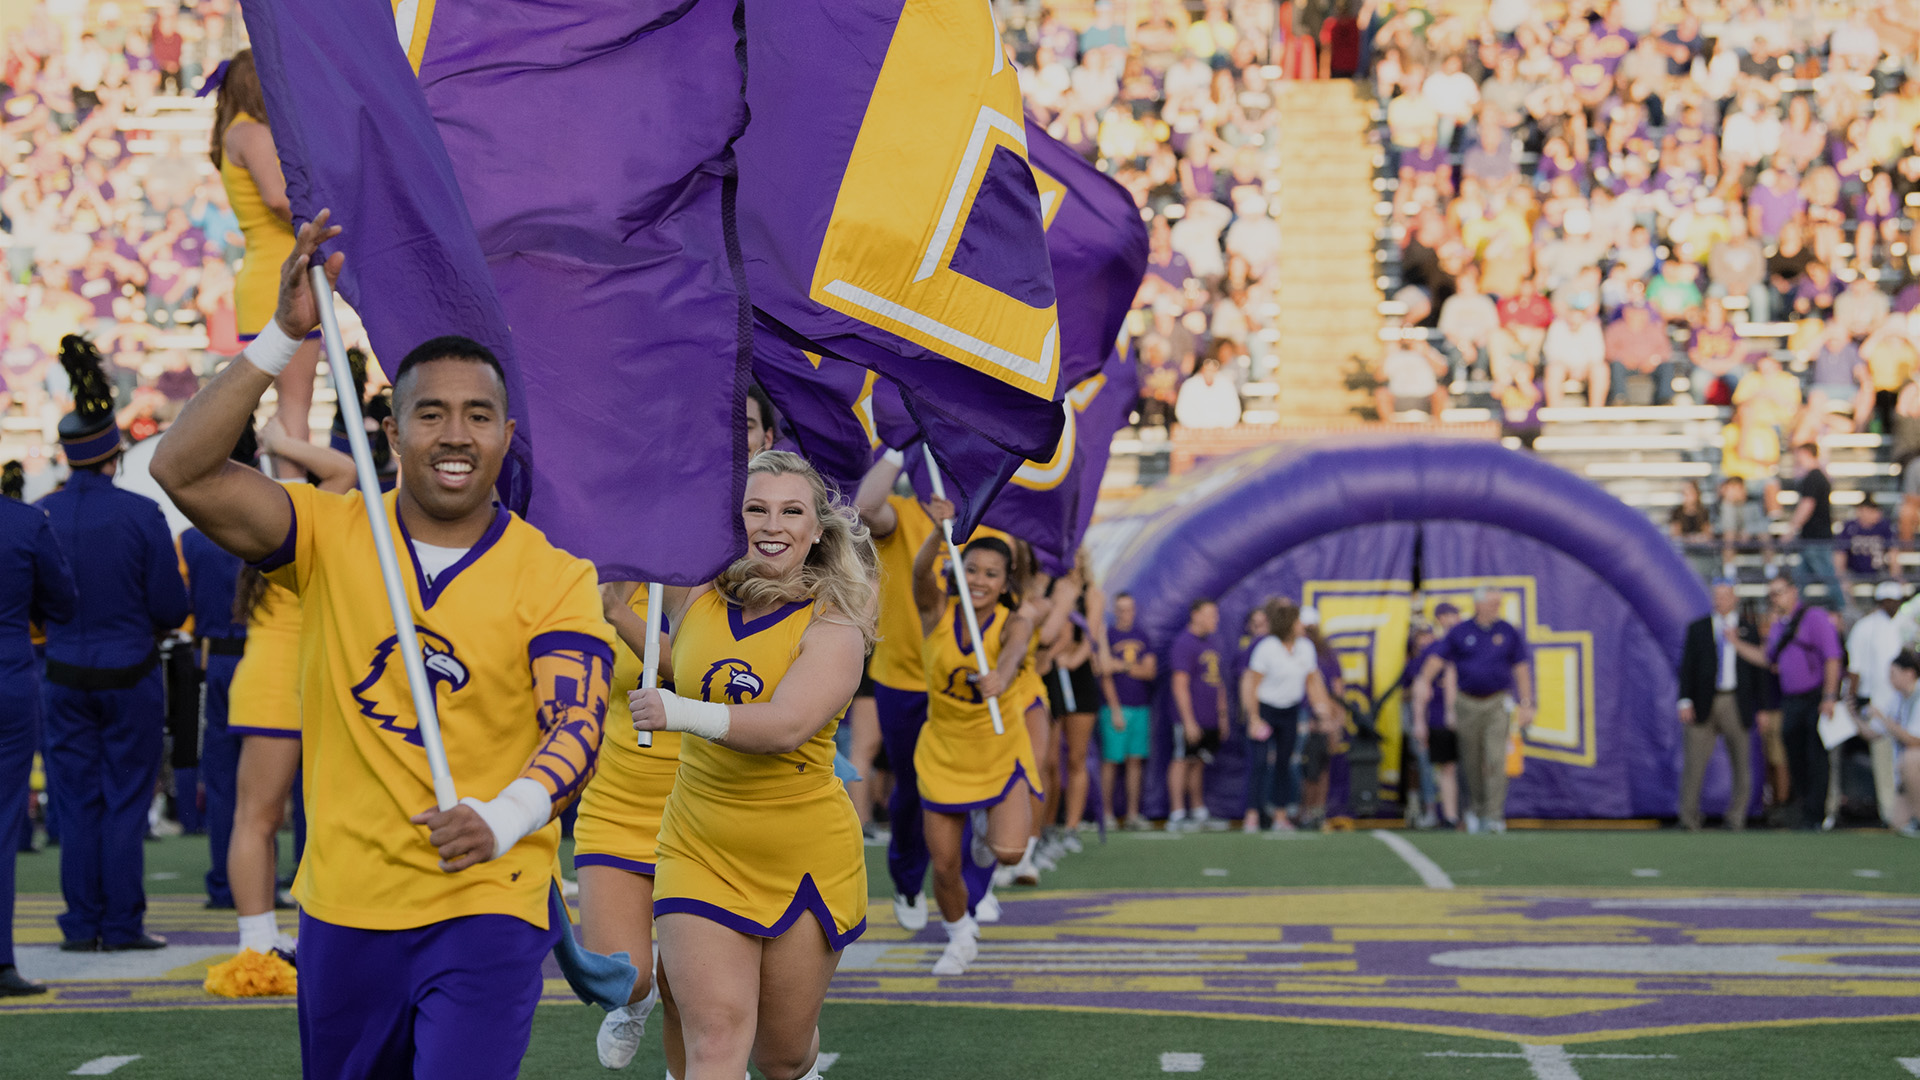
[1244,702,1302,819]
[297,911,558,1080]
[45,671,164,945]
[1607,360,1683,405]
[1780,689,1830,828]
[875,684,993,911]
[0,671,41,967]
[200,654,241,907]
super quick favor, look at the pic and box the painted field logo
[831,888,1920,1042]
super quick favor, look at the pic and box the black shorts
[1300,731,1330,781]
[1045,661,1099,717]
[1174,723,1222,762]
[1428,727,1459,765]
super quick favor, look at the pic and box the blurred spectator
[1604,302,1679,406]
[1175,351,1242,429]
[1689,300,1746,406]
[1788,442,1842,608]
[1671,479,1713,542]
[1837,501,1901,607]
[1543,292,1607,407]
[1376,331,1448,419]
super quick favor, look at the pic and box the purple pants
[297,910,558,1080]
[874,684,994,914]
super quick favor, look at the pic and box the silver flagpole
[310,265,459,811]
[923,446,1005,735]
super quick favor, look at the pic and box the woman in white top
[1238,598,1333,833]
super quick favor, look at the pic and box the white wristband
[459,777,552,861]
[882,447,906,467]
[658,689,732,741]
[243,319,303,378]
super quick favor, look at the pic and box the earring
[812,536,822,545]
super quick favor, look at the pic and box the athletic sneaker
[1167,809,1188,832]
[1103,814,1120,831]
[1486,819,1507,835]
[1899,821,1920,839]
[596,981,660,1069]
[932,932,979,975]
[1013,856,1040,886]
[1032,847,1058,872]
[1191,806,1212,830]
[992,863,1018,889]
[1269,816,1295,833]
[974,889,1002,924]
[892,892,928,932]
[1124,815,1151,832]
[1060,829,1084,854]
[1464,811,1482,835]
[862,823,891,847]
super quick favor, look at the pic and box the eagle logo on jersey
[939,665,983,704]
[352,628,470,746]
[701,659,764,704]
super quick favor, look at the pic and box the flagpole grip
[311,265,459,812]
[924,447,1005,735]
[638,582,663,749]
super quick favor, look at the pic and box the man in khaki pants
[1411,588,1535,833]
[1677,581,1758,830]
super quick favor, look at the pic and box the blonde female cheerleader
[629,451,876,1080]
[912,503,1041,974]
[574,584,682,1070]
[208,50,320,476]
[205,421,353,996]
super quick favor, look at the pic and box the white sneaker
[596,984,659,1069]
[992,863,1017,888]
[1464,811,1482,834]
[932,932,979,975]
[973,889,1002,924]
[1012,857,1040,886]
[1192,807,1212,829]
[892,891,928,931]
[1167,809,1188,832]
[1060,829,1084,854]
[1487,819,1507,835]
[1102,814,1120,831]
[1032,848,1058,872]
[560,876,580,899]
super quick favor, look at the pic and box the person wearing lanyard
[1734,576,1843,830]
[1677,580,1758,830]
[1410,587,1534,835]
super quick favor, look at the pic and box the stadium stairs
[1259,79,1381,423]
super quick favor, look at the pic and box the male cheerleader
[152,211,613,1077]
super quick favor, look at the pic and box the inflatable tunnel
[1087,438,1713,820]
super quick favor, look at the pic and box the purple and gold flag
[243,0,748,584]
[1024,119,1149,388]
[739,0,1063,536]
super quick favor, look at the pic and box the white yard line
[71,1057,142,1076]
[1373,831,1454,889]
[1426,1044,1675,1080]
[815,1052,840,1073]
[1897,1057,1920,1077]
[1159,1052,1204,1073]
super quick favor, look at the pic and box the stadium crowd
[0,0,245,501]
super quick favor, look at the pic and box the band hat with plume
[56,334,123,466]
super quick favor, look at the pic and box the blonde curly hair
[714,450,879,648]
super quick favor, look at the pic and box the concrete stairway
[1267,80,1381,422]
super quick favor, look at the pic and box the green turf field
[8,828,1920,1079]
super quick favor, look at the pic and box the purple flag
[1024,120,1149,388]
[738,0,1063,536]
[244,0,749,585]
[979,349,1139,576]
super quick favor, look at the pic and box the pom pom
[203,948,298,998]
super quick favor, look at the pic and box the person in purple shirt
[1410,588,1534,833]
[1834,501,1899,609]
[1734,577,1842,829]
[1167,599,1227,831]
[1749,170,1806,242]
[1403,603,1463,827]
[1098,592,1157,830]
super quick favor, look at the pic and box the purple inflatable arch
[1095,438,1710,662]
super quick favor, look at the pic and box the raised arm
[911,502,953,633]
[631,615,866,755]
[854,449,905,538]
[151,213,343,560]
[258,417,356,494]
